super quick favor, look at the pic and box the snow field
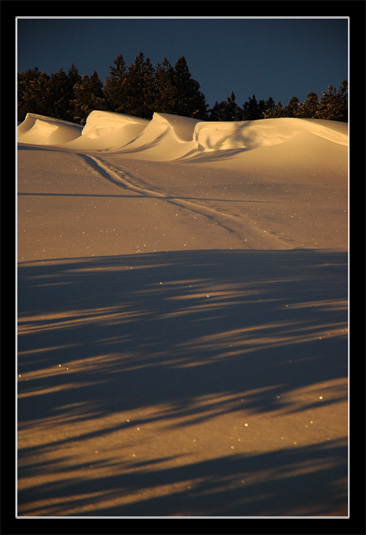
[17,110,348,517]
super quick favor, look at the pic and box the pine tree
[296,91,318,118]
[154,57,177,114]
[72,71,107,124]
[154,55,208,119]
[64,64,82,122]
[262,96,275,118]
[18,68,51,121]
[208,101,222,121]
[317,82,347,121]
[18,55,348,126]
[225,91,243,120]
[18,67,39,121]
[104,54,127,113]
[67,64,81,88]
[169,56,208,119]
[208,91,243,121]
[242,95,266,120]
[337,80,348,122]
[119,53,156,119]
[283,96,301,117]
[262,96,284,118]
[46,68,76,121]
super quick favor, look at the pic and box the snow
[18,110,348,154]
[17,110,348,517]
[17,113,83,145]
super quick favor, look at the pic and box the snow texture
[17,110,348,518]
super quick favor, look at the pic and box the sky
[17,17,348,109]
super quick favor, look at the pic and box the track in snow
[81,153,289,250]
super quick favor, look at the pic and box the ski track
[81,153,288,249]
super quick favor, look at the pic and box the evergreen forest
[18,52,348,125]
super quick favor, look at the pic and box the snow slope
[17,110,348,517]
[17,113,83,145]
[17,110,348,156]
[17,112,348,251]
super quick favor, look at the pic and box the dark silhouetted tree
[209,91,243,121]
[65,64,82,122]
[72,71,107,124]
[67,64,81,88]
[103,54,127,113]
[283,96,301,117]
[118,53,156,119]
[154,57,178,114]
[337,80,348,122]
[262,97,285,118]
[153,55,208,119]
[18,56,347,125]
[168,56,208,119]
[18,68,51,121]
[208,101,222,121]
[46,68,76,121]
[18,65,83,123]
[242,95,266,120]
[296,90,319,118]
[317,81,348,121]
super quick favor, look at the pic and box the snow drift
[73,110,149,150]
[17,109,348,252]
[17,113,83,145]
[17,108,348,516]
[17,110,348,160]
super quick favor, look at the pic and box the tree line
[18,52,348,125]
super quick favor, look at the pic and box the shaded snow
[17,110,348,517]
[18,110,348,156]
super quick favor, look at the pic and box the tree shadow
[177,147,247,163]
[17,248,348,516]
[18,440,348,517]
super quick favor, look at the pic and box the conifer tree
[119,53,156,119]
[242,95,266,120]
[209,91,243,121]
[67,64,81,88]
[262,96,275,118]
[317,82,347,121]
[337,80,348,122]
[65,64,82,122]
[18,56,347,125]
[154,57,177,114]
[225,91,244,120]
[46,68,76,121]
[72,71,107,124]
[208,101,222,121]
[104,54,127,113]
[262,97,284,118]
[154,55,208,119]
[283,96,301,117]
[169,56,208,119]
[18,67,37,121]
[17,68,51,121]
[296,90,318,118]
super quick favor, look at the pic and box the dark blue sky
[17,17,348,108]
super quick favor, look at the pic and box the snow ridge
[17,110,348,160]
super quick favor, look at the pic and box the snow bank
[74,110,149,150]
[116,112,199,159]
[195,118,348,151]
[17,111,348,160]
[17,113,83,145]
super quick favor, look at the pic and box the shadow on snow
[17,248,348,516]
